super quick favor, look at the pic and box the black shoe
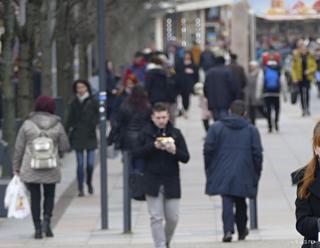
[43,216,54,237]
[238,228,249,240]
[275,123,279,132]
[222,231,232,242]
[166,242,170,248]
[88,185,94,195]
[78,190,85,197]
[34,228,43,239]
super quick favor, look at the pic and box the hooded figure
[204,100,263,243]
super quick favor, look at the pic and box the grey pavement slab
[3,87,320,247]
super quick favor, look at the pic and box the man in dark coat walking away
[228,53,247,100]
[133,103,190,248]
[204,100,263,243]
[204,56,239,121]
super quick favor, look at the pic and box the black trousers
[264,96,280,130]
[180,89,191,111]
[299,80,310,113]
[26,183,56,229]
[222,195,247,235]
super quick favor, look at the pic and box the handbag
[130,172,145,201]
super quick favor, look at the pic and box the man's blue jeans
[76,149,95,191]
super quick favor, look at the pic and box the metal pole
[97,0,108,230]
[249,198,258,230]
[123,151,132,233]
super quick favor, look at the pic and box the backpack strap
[28,120,47,137]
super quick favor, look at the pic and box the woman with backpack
[66,79,99,197]
[13,96,70,239]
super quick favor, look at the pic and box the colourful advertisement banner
[249,0,320,16]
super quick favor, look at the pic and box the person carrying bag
[12,96,69,239]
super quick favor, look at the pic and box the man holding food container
[133,102,190,248]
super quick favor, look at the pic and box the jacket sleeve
[57,123,70,153]
[295,190,318,240]
[131,131,156,158]
[250,126,263,184]
[174,130,190,163]
[65,101,75,133]
[12,123,27,172]
[255,70,264,100]
[204,124,221,173]
[291,56,299,82]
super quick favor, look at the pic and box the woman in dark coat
[296,121,320,247]
[175,51,199,115]
[66,79,99,197]
[108,85,151,199]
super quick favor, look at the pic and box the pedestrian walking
[228,53,247,100]
[204,56,238,121]
[246,61,265,125]
[291,44,317,116]
[13,96,70,239]
[295,121,320,247]
[200,43,216,73]
[175,51,199,117]
[204,100,263,242]
[123,51,147,86]
[66,79,99,197]
[133,102,190,248]
[256,60,287,133]
[108,85,151,199]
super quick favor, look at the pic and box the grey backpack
[29,121,58,169]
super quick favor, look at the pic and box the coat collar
[145,121,174,137]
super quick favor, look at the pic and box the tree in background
[1,0,16,176]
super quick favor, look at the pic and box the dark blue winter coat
[204,114,263,198]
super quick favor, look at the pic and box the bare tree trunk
[56,0,74,106]
[78,42,88,80]
[17,0,37,119]
[2,0,16,176]
[40,0,56,95]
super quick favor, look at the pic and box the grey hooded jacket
[13,112,70,184]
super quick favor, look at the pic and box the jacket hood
[28,112,61,130]
[221,114,250,130]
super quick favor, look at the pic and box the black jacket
[175,62,199,94]
[132,122,190,199]
[204,65,239,111]
[228,62,247,99]
[145,68,175,104]
[204,114,263,198]
[108,102,151,150]
[296,167,320,247]
[66,96,99,150]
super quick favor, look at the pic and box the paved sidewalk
[2,89,320,248]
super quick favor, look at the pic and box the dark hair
[230,100,246,116]
[126,85,149,112]
[152,102,169,113]
[134,51,144,58]
[215,56,225,65]
[150,56,163,65]
[73,79,92,95]
[230,53,238,61]
[35,95,56,114]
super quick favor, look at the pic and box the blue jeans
[76,149,95,191]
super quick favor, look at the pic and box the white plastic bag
[4,175,30,219]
